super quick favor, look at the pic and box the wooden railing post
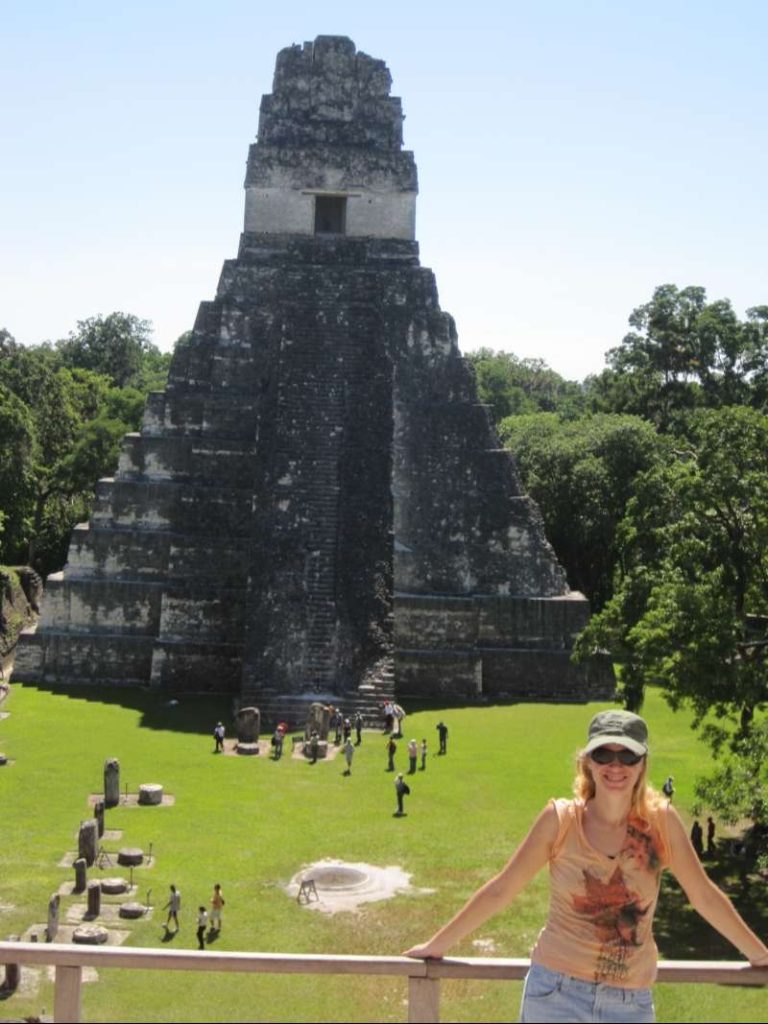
[54,964,82,1023]
[408,974,440,1023]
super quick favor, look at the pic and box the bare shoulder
[523,801,561,849]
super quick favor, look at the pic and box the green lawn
[0,684,765,1022]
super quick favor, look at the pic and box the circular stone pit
[287,859,419,913]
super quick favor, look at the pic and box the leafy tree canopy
[577,406,768,739]
[586,285,768,429]
[500,413,665,609]
[465,348,585,422]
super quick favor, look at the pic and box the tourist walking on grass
[343,738,355,775]
[163,884,181,932]
[405,710,768,1022]
[355,711,363,745]
[420,738,428,770]
[196,906,208,950]
[408,738,418,774]
[213,721,225,753]
[395,773,410,816]
[387,736,397,772]
[210,883,225,932]
[436,720,448,754]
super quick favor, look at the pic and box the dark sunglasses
[590,746,645,766]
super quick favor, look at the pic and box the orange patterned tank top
[530,798,670,988]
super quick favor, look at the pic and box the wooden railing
[1,941,766,1023]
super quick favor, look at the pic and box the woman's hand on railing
[403,942,446,960]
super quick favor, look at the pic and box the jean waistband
[530,961,650,1001]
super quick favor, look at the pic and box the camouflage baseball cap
[584,710,649,756]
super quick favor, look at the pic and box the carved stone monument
[73,857,87,894]
[235,706,261,743]
[104,759,120,808]
[45,893,60,942]
[78,819,98,867]
[94,799,105,837]
[305,702,330,741]
[14,36,612,711]
[87,881,101,919]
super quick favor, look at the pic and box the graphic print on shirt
[571,820,663,983]
[572,865,651,983]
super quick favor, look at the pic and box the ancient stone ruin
[14,36,611,716]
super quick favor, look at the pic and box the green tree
[465,348,585,423]
[577,406,768,733]
[499,413,664,608]
[588,285,768,428]
[56,312,159,388]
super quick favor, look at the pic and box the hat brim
[584,733,647,757]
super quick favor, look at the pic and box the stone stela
[14,36,612,714]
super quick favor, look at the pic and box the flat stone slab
[117,847,144,867]
[227,739,270,756]
[138,783,163,806]
[89,793,174,808]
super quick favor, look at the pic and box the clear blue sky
[2,1,766,380]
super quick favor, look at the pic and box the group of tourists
[163,883,226,951]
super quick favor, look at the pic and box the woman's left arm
[666,806,768,965]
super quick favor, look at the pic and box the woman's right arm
[404,802,559,959]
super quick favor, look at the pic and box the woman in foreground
[405,710,768,1023]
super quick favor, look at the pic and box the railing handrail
[1,941,765,1023]
[1,941,767,981]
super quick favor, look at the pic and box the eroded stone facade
[15,36,611,710]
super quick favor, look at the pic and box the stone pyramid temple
[16,36,611,716]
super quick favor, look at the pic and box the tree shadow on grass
[10,681,231,735]
[655,842,768,960]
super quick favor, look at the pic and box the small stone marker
[117,847,144,867]
[73,924,108,945]
[138,783,163,805]
[45,893,60,942]
[104,758,120,808]
[73,857,87,894]
[94,799,105,837]
[78,819,98,866]
[87,881,101,919]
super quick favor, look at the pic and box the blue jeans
[519,962,656,1023]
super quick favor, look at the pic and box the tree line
[468,284,768,854]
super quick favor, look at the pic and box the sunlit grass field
[0,684,765,1022]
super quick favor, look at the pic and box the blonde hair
[574,750,664,829]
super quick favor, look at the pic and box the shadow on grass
[655,842,768,960]
[10,681,232,735]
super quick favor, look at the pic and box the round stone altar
[100,878,130,895]
[73,924,109,945]
[117,847,144,867]
[138,783,163,805]
[119,901,146,919]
